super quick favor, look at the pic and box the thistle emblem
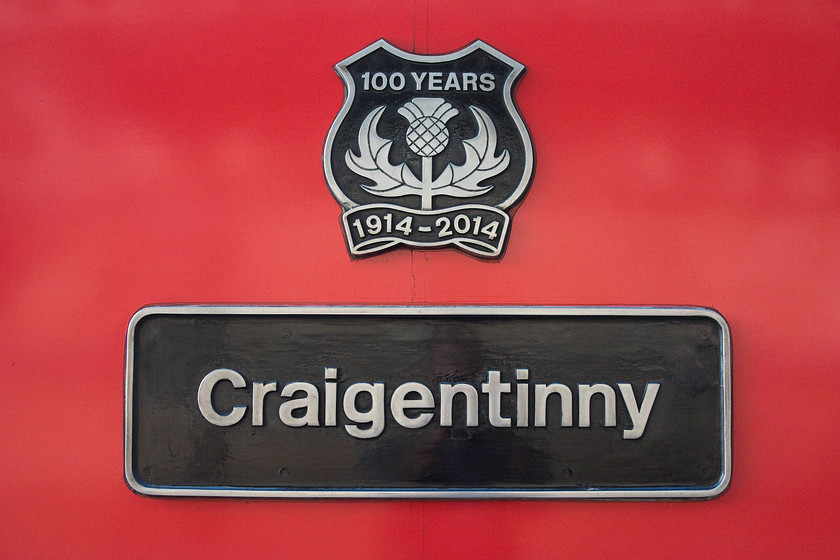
[401,98,456,158]
[346,98,510,211]
[325,40,534,259]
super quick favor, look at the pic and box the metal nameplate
[125,306,731,499]
[324,40,534,259]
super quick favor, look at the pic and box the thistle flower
[398,98,459,157]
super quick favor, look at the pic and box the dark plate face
[125,306,731,498]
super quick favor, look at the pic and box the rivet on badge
[324,40,534,259]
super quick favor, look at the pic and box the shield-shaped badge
[324,40,534,259]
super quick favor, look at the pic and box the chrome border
[125,305,731,499]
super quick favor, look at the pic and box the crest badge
[324,40,534,259]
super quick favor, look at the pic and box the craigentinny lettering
[324,40,535,259]
[197,367,661,440]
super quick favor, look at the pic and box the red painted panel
[1,1,838,558]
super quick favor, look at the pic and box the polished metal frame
[125,305,732,499]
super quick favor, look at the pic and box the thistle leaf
[345,106,422,195]
[431,106,509,197]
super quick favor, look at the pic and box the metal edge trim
[124,306,153,494]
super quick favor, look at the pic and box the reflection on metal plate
[125,306,731,498]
